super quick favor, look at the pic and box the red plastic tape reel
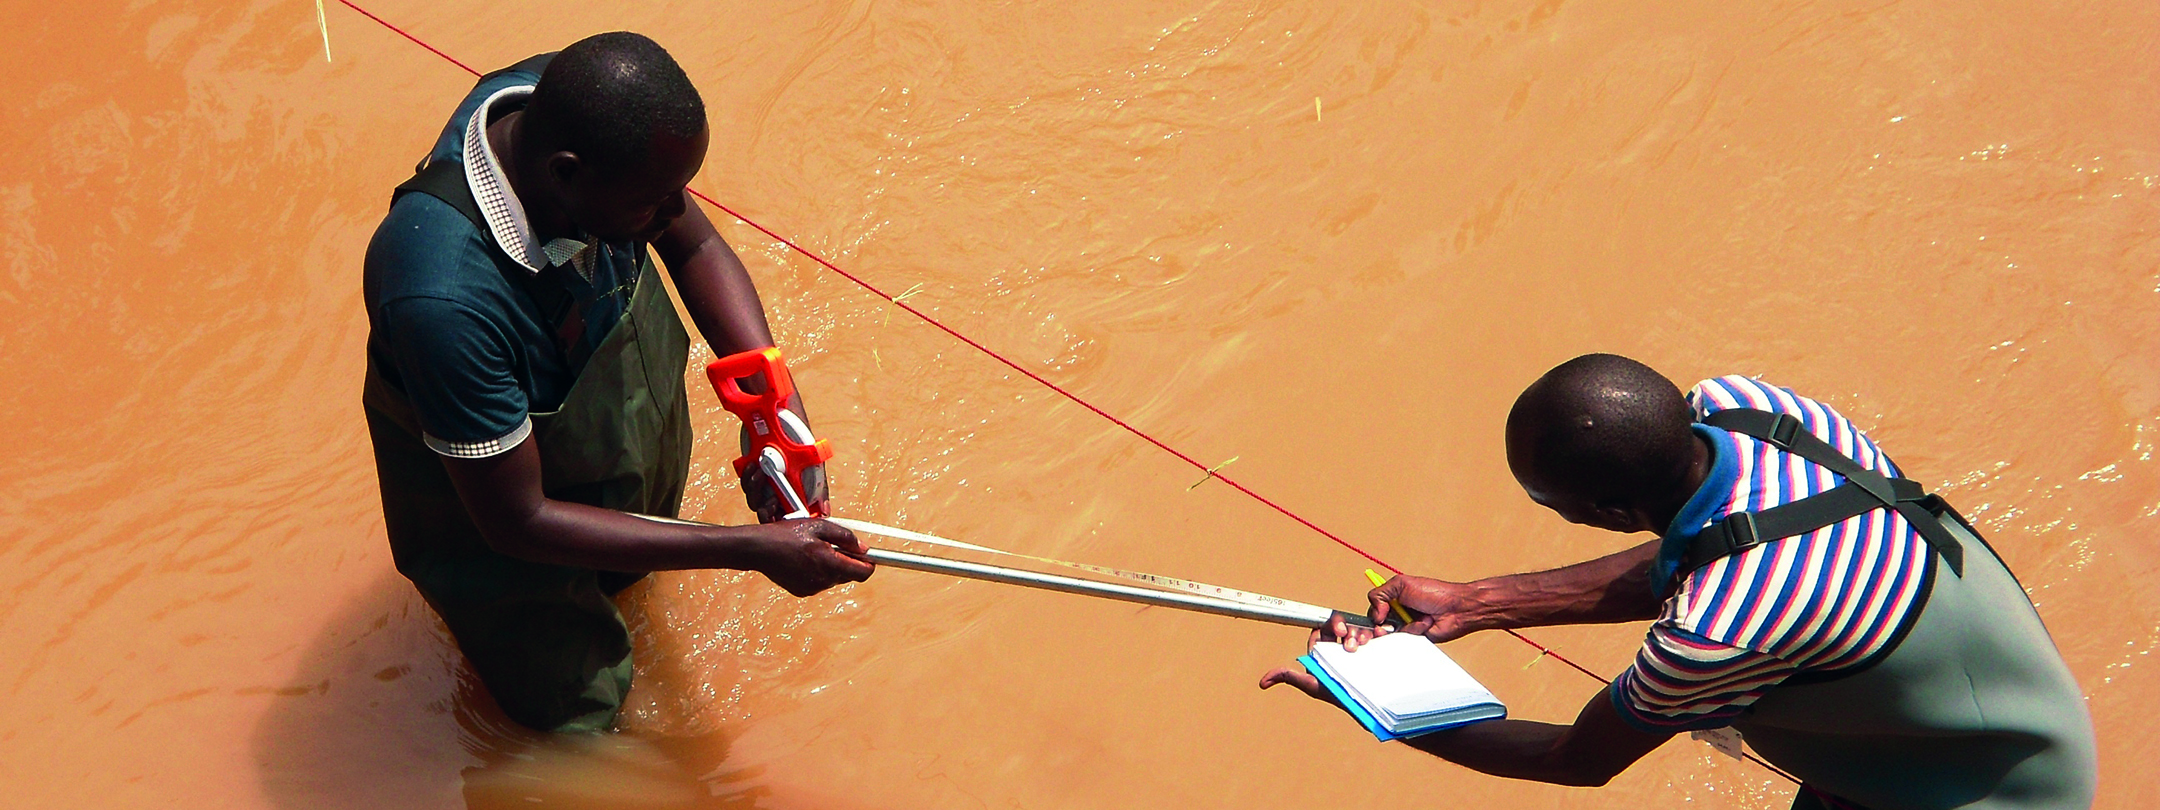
[705,347,832,515]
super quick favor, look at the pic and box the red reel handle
[705,347,833,516]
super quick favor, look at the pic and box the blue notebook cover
[1297,653,1505,742]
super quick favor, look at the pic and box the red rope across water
[689,174,1643,699]
[333,0,479,77]
[331,0,1795,784]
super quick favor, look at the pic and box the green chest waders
[1682,411,2097,809]
[363,161,693,732]
[1740,515,2097,810]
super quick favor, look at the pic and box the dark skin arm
[1395,686,1674,786]
[1327,539,1664,646]
[650,195,826,518]
[650,195,776,361]
[1260,656,1674,786]
[1329,426,1711,643]
[440,438,872,596]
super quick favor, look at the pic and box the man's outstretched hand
[752,518,873,596]
[1252,626,1347,708]
[1258,661,1337,704]
[1257,622,1392,706]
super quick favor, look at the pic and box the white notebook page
[1310,632,1498,720]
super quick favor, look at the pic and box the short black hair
[1505,354,1696,503]
[524,32,705,170]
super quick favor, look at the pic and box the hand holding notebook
[1296,632,1507,741]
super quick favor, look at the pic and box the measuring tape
[708,347,832,519]
[708,348,1331,616]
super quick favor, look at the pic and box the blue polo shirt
[362,59,644,458]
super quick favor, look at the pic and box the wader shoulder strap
[393,157,484,229]
[392,158,577,331]
[1687,409,1964,576]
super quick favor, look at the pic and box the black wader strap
[1688,409,1964,577]
[392,158,577,331]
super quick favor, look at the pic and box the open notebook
[1298,632,1506,741]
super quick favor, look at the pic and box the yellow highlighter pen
[1365,568,1414,626]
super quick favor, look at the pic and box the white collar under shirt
[461,84,599,279]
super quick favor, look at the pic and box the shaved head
[507,32,710,243]
[1506,354,1697,527]
[524,32,705,171]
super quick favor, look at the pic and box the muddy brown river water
[3,1,2155,807]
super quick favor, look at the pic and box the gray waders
[1685,410,2097,809]
[363,160,692,733]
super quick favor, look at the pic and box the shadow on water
[251,570,767,809]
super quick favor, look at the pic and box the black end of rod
[1329,610,1378,630]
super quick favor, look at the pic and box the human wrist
[705,521,786,572]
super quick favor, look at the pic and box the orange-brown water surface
[4,1,2156,807]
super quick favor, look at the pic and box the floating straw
[314,0,333,62]
[882,282,925,327]
[1187,456,1240,491]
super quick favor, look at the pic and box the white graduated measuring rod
[833,518,1371,630]
[630,513,1371,630]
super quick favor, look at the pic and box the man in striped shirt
[1264,354,2095,808]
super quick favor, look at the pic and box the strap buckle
[1724,511,1763,553]
[1767,413,1803,449]
[1687,512,1765,574]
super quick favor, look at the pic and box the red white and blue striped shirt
[1610,375,1932,731]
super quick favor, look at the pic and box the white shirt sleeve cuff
[422,416,532,459]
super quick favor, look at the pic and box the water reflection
[460,727,752,810]
[252,572,752,809]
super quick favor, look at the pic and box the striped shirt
[1610,375,1932,731]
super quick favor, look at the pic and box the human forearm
[440,438,872,593]
[655,198,813,428]
[490,497,780,572]
[655,197,777,358]
[443,439,777,571]
[1398,684,1666,787]
[492,499,872,596]
[1400,719,1602,785]
[1361,538,1663,643]
[1399,686,1667,786]
[1256,676,1672,786]
[1450,538,1663,633]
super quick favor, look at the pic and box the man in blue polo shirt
[1262,354,2096,809]
[362,33,873,733]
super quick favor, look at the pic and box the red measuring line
[334,0,479,77]
[689,187,1627,688]
[332,0,1796,783]
[334,0,1413,573]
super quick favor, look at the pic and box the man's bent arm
[440,437,872,594]
[1452,538,1663,630]
[1400,684,1674,787]
[649,194,828,517]
[652,194,779,358]
[1368,539,1662,642]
